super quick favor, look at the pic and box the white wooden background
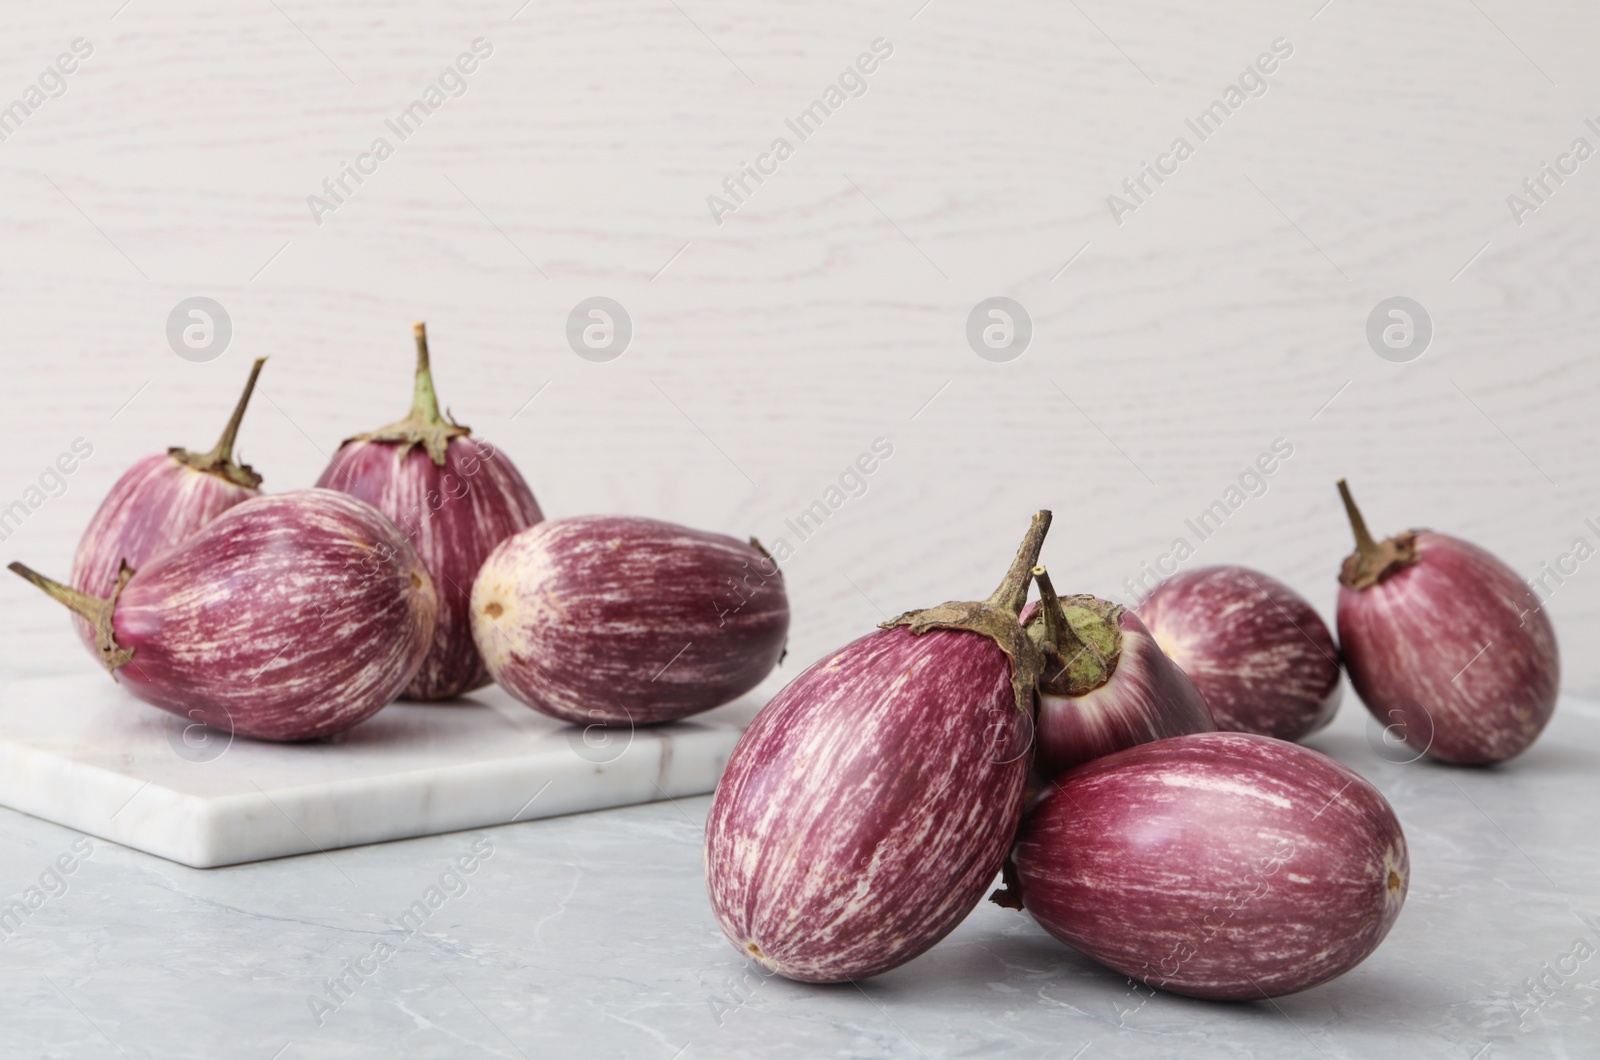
[1,0,1596,697]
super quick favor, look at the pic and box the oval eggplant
[11,489,437,741]
[71,357,267,655]
[318,323,542,701]
[705,512,1050,983]
[1025,567,1214,779]
[1137,565,1342,741]
[1334,479,1559,764]
[1001,732,1408,1000]
[471,514,788,725]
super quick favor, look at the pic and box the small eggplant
[1025,567,1213,780]
[997,732,1408,1000]
[472,514,788,725]
[317,323,543,701]
[11,489,437,741]
[1136,565,1342,741]
[704,512,1049,983]
[71,357,266,655]
[1334,479,1559,765]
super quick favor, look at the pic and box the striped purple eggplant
[472,514,788,725]
[70,357,266,656]
[998,732,1408,1000]
[11,489,437,741]
[1334,479,1559,764]
[1025,567,1213,780]
[704,512,1050,983]
[1137,565,1342,741]
[317,323,542,701]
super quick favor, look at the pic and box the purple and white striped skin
[1137,565,1343,742]
[704,512,1050,983]
[318,323,542,701]
[319,437,540,700]
[1024,569,1214,781]
[71,357,267,656]
[1003,732,1409,1000]
[11,490,438,742]
[472,515,789,726]
[1335,480,1558,765]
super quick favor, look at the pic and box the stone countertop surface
[2,685,1596,1059]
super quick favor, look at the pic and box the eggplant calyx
[346,321,472,466]
[1335,478,1419,590]
[169,356,267,489]
[7,561,135,674]
[1025,567,1121,697]
[881,509,1050,718]
[988,853,1024,910]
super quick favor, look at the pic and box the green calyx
[1336,478,1419,591]
[7,561,134,674]
[345,322,472,466]
[1025,566,1122,697]
[881,510,1051,718]
[169,357,267,489]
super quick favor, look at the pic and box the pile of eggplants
[706,479,1562,1003]
[11,338,1566,1007]
[12,324,790,741]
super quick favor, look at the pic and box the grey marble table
[2,684,1596,1060]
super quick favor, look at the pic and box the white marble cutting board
[0,673,776,869]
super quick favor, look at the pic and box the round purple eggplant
[318,323,543,701]
[1137,565,1342,741]
[71,357,267,655]
[1334,479,1559,765]
[1024,567,1214,780]
[704,512,1050,983]
[998,732,1408,1000]
[471,514,788,726]
[11,489,437,741]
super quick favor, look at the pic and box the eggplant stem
[341,322,471,465]
[985,510,1052,616]
[8,562,107,623]
[7,562,134,672]
[1334,478,1420,590]
[1336,478,1383,567]
[206,356,266,465]
[408,322,447,428]
[881,510,1052,719]
[169,357,267,489]
[1031,565,1088,662]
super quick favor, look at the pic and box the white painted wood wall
[2,0,1596,702]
